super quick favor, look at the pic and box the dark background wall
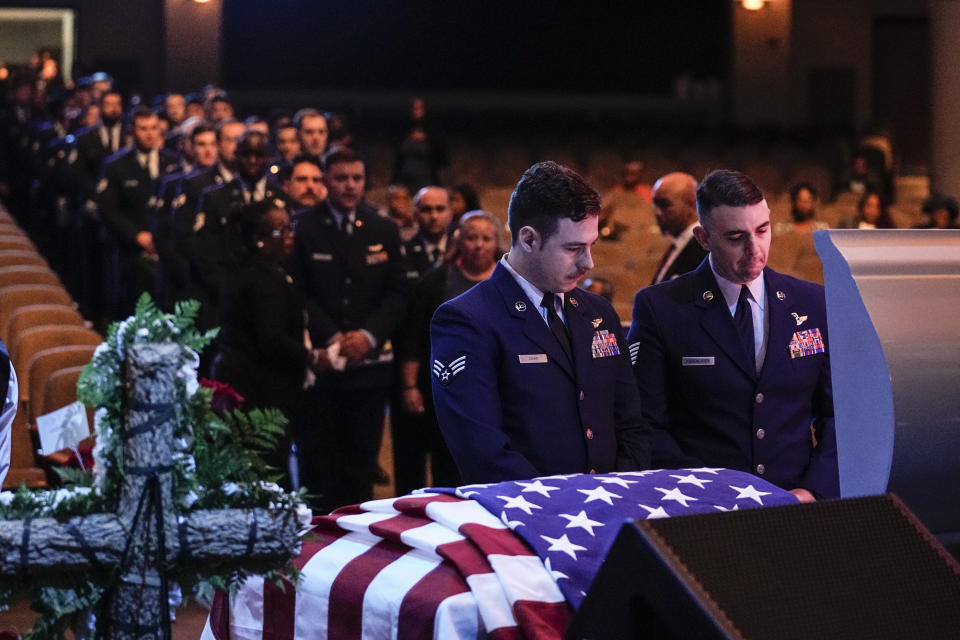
[221,1,728,95]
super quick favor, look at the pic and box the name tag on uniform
[682,356,715,366]
[123,179,139,188]
[518,353,548,364]
[312,252,333,261]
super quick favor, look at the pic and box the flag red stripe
[393,493,463,517]
[435,537,495,577]
[397,562,471,640]
[513,600,571,640]
[328,538,412,639]
[460,522,538,556]
[369,512,436,542]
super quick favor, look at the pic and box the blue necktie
[735,285,755,369]
[541,292,572,363]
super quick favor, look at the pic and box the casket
[203,469,797,640]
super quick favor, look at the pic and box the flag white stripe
[433,591,481,640]
[488,554,566,604]
[465,572,518,632]
[400,521,466,555]
[227,575,265,640]
[294,532,380,640]
[361,549,444,640]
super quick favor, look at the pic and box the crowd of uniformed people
[0,68,472,510]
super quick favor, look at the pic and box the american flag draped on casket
[203,469,797,640]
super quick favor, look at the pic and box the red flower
[200,378,245,414]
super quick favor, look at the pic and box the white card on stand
[36,401,90,455]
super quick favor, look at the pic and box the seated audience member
[449,182,481,220]
[0,341,17,488]
[598,160,653,241]
[581,276,613,301]
[382,184,419,242]
[212,200,313,488]
[627,169,839,501]
[775,182,828,235]
[393,210,502,493]
[650,172,708,284]
[916,193,959,229]
[840,190,896,229]
[430,161,652,484]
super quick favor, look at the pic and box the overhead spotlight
[741,0,767,10]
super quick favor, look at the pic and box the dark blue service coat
[627,260,839,498]
[430,263,651,484]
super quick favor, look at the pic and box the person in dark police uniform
[97,106,179,320]
[430,161,652,484]
[626,169,839,501]
[287,147,406,511]
[187,129,281,331]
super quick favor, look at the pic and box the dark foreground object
[568,494,960,639]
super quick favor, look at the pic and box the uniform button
[585,428,594,440]
[755,393,764,404]
[579,390,585,400]
[756,464,766,475]
[345,277,351,285]
[756,428,766,440]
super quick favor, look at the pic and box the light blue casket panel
[815,229,960,537]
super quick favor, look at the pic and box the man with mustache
[627,169,838,501]
[430,161,651,484]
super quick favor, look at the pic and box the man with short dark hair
[401,186,451,281]
[287,147,406,511]
[282,153,324,211]
[627,169,838,501]
[98,106,179,319]
[650,172,707,284]
[294,108,328,159]
[430,161,651,483]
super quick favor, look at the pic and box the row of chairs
[0,208,101,490]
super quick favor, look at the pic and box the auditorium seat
[0,250,48,268]
[0,237,35,252]
[0,265,62,290]
[26,345,97,424]
[10,325,101,405]
[0,284,75,343]
[3,304,84,346]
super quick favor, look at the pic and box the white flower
[178,349,200,397]
[295,503,313,527]
[258,481,282,494]
[174,453,196,473]
[0,491,14,507]
[221,482,242,496]
[114,318,132,358]
[181,490,199,508]
[135,327,149,340]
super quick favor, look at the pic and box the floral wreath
[0,295,310,640]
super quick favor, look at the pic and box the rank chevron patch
[629,342,641,366]
[433,355,467,385]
